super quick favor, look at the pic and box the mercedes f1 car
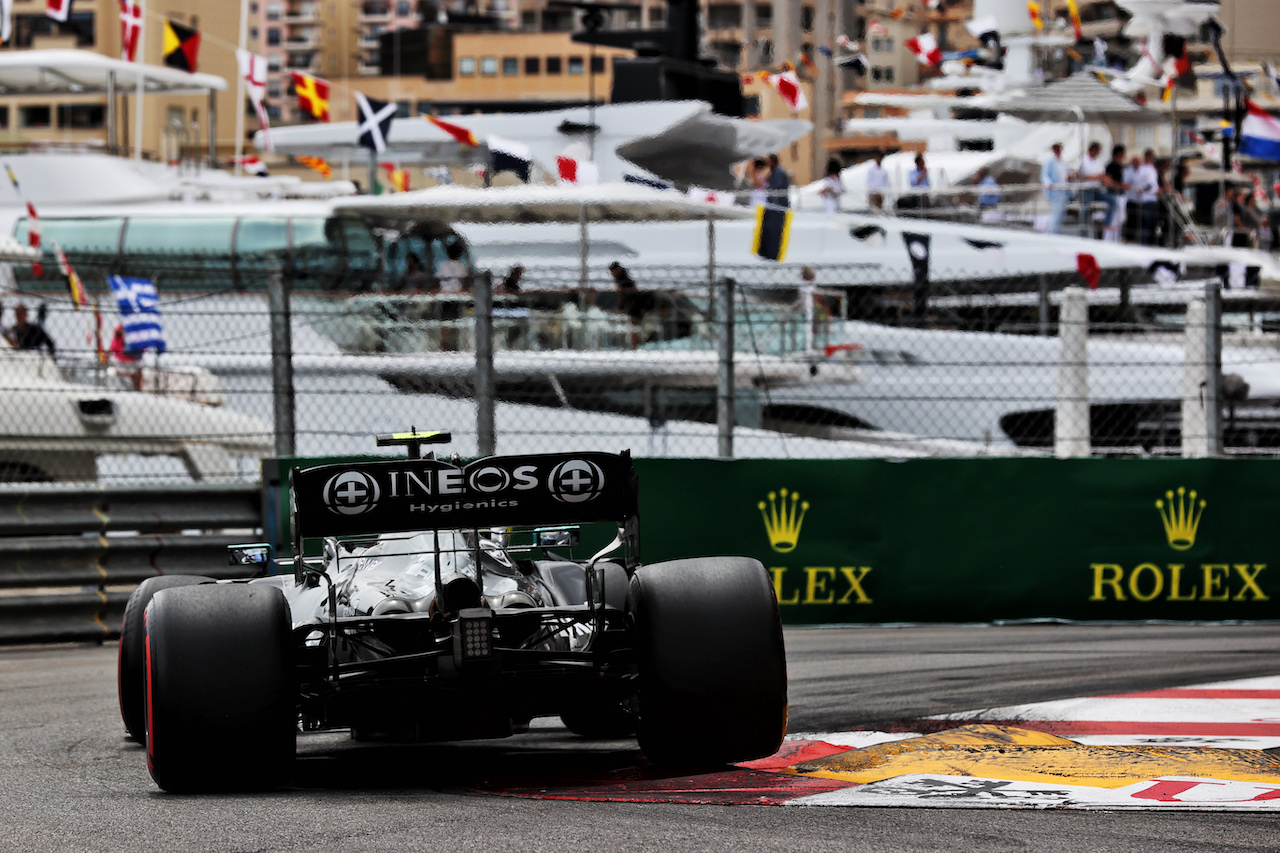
[117,431,787,792]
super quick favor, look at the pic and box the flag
[765,70,807,112]
[1147,260,1183,287]
[556,156,599,186]
[1065,0,1082,40]
[1076,253,1100,290]
[1093,37,1107,66]
[380,162,409,192]
[798,51,818,77]
[162,20,201,73]
[46,0,72,23]
[1027,1,1043,31]
[234,155,268,176]
[355,92,396,154]
[5,164,42,276]
[118,0,140,61]
[867,20,888,37]
[889,6,905,20]
[1266,61,1280,95]
[836,53,868,75]
[1216,263,1260,291]
[905,33,943,66]
[1240,98,1280,161]
[487,135,532,182]
[236,49,272,151]
[297,154,332,179]
[0,0,11,43]
[752,204,793,261]
[292,71,331,122]
[53,242,87,310]
[427,115,479,146]
[903,233,931,320]
[107,275,165,353]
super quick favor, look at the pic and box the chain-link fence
[3,247,1278,485]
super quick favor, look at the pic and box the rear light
[454,608,494,664]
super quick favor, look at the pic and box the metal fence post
[716,275,735,459]
[475,270,495,456]
[267,266,296,458]
[1182,298,1210,457]
[1037,274,1050,336]
[1204,280,1224,456]
[1055,286,1090,458]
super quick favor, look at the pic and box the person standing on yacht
[1076,142,1106,236]
[747,157,770,207]
[1133,150,1161,246]
[5,304,55,356]
[975,167,1001,210]
[1041,142,1070,234]
[866,149,890,211]
[1101,145,1128,241]
[818,158,845,213]
[766,153,791,209]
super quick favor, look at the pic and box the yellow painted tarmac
[784,725,1280,789]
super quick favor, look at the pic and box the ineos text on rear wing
[289,452,638,541]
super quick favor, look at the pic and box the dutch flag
[108,275,166,354]
[1240,99,1280,162]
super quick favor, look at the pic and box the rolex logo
[1155,486,1206,551]
[759,488,809,553]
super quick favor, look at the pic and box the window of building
[267,27,281,45]
[707,5,740,29]
[590,54,605,74]
[249,26,259,40]
[650,6,666,25]
[395,0,412,14]
[268,55,283,71]
[250,2,258,12]
[753,4,768,25]
[459,56,476,75]
[19,105,51,129]
[266,2,282,19]
[481,56,498,76]
[800,6,813,30]
[883,66,894,82]
[56,104,104,130]
[268,81,282,98]
[546,56,562,74]
[502,56,519,75]
[871,66,883,81]
[521,10,537,30]
[395,100,411,117]
[883,37,894,52]
[543,10,572,30]
[13,12,95,47]
[524,56,540,74]
[568,55,583,74]
[0,107,9,130]
[743,94,760,117]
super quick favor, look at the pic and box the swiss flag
[905,33,943,66]
[765,70,808,112]
[1077,253,1101,290]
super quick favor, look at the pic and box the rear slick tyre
[117,574,213,744]
[629,556,787,768]
[144,583,295,793]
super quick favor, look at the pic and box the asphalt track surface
[3,622,1280,852]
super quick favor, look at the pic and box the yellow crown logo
[1155,486,1206,551]
[758,488,809,553]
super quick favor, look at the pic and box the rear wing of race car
[289,451,639,561]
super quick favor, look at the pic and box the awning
[0,50,226,96]
[991,72,1167,124]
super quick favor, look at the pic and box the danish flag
[119,0,141,62]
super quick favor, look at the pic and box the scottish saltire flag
[1240,99,1280,162]
[108,275,165,353]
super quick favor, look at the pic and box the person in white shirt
[865,149,890,211]
[1133,148,1161,245]
[1075,141,1106,235]
[818,158,845,213]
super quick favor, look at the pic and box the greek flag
[107,275,165,353]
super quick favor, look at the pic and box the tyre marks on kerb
[476,676,1280,809]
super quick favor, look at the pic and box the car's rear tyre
[144,583,295,793]
[629,556,787,768]
[118,574,214,744]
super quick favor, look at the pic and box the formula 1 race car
[117,431,787,793]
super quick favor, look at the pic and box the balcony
[360,2,392,20]
[284,2,318,22]
[284,35,318,50]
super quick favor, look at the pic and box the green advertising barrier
[264,455,1280,623]
[632,458,1280,623]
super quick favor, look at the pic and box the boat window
[234,217,291,270]
[291,216,348,291]
[14,217,124,255]
[121,217,236,289]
